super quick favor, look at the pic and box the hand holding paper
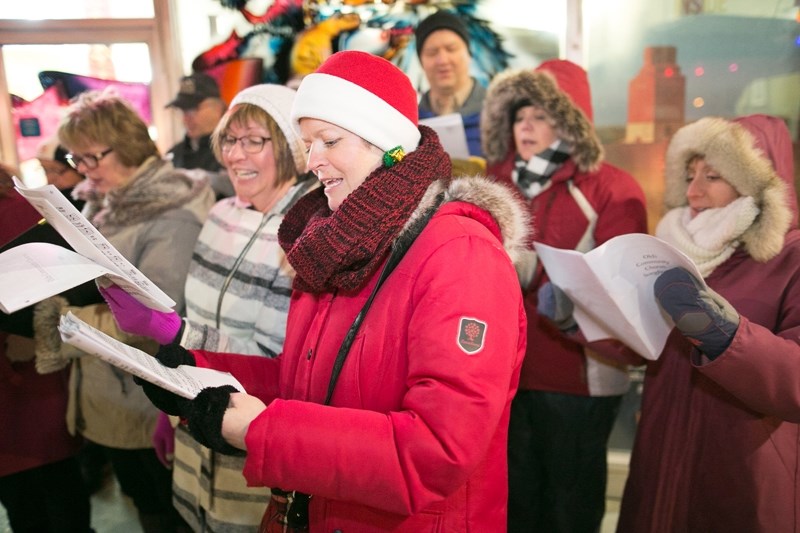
[0,179,175,313]
[100,284,182,344]
[654,267,739,359]
[182,386,247,456]
[534,233,709,360]
[133,343,197,415]
[58,312,243,399]
[537,282,577,332]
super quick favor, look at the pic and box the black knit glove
[654,267,739,359]
[133,344,196,415]
[182,385,245,457]
[153,343,196,368]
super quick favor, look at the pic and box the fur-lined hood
[664,115,796,262]
[481,62,603,172]
[403,175,535,282]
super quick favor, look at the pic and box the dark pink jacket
[482,60,648,395]
[0,191,81,477]
[618,115,800,532]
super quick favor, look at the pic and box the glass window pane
[5,43,153,168]
[585,1,799,133]
[5,44,152,100]
[0,0,153,20]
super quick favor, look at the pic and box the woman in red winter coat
[122,50,533,532]
[617,114,800,532]
[481,60,648,533]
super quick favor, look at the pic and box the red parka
[193,176,531,532]
[481,61,648,395]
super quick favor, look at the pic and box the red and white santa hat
[291,51,421,155]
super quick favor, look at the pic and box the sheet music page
[11,177,175,311]
[419,113,470,160]
[59,312,245,399]
[534,234,706,360]
[0,243,111,313]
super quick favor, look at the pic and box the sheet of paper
[534,234,706,360]
[0,243,111,313]
[419,113,470,160]
[11,177,175,311]
[58,312,244,399]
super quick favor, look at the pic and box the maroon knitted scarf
[278,126,450,293]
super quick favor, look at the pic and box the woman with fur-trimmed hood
[482,59,648,533]
[618,115,800,532]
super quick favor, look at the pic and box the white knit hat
[291,50,421,155]
[230,84,306,173]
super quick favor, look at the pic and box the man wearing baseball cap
[166,72,232,198]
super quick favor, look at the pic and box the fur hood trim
[664,117,792,262]
[402,175,535,282]
[480,68,603,172]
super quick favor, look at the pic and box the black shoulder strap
[323,192,444,405]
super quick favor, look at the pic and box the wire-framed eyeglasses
[65,148,114,170]
[220,135,271,154]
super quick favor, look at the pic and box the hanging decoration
[197,0,512,89]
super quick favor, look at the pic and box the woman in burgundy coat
[618,114,800,532]
[0,164,91,532]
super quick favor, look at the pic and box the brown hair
[210,103,297,186]
[58,89,159,167]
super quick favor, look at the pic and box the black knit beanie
[414,10,470,58]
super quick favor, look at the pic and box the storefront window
[0,0,181,170]
[5,44,151,101]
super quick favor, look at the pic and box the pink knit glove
[99,284,182,345]
[152,412,175,468]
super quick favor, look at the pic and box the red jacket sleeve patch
[457,317,487,354]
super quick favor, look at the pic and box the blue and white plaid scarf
[512,139,573,199]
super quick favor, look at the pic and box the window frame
[0,0,183,168]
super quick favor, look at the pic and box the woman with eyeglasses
[99,84,318,532]
[32,89,215,533]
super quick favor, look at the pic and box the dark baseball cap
[166,72,221,110]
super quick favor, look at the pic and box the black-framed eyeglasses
[65,148,114,170]
[220,135,271,154]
